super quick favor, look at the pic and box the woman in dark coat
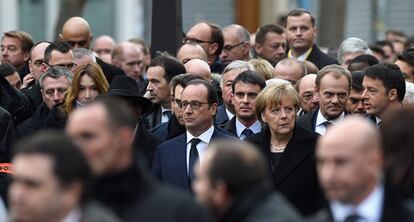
[247,83,325,216]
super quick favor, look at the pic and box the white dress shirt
[330,184,384,222]
[62,207,82,222]
[161,106,171,123]
[315,110,345,135]
[225,107,234,121]
[235,118,261,140]
[186,125,215,174]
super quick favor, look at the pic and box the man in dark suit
[361,63,405,127]
[216,60,254,126]
[66,97,211,222]
[59,16,125,84]
[297,65,351,135]
[145,54,187,129]
[315,116,414,222]
[106,75,160,170]
[222,70,265,139]
[152,79,231,192]
[285,9,337,70]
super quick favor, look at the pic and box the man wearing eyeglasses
[152,79,231,192]
[220,24,251,66]
[296,74,319,116]
[59,16,125,84]
[16,67,71,138]
[41,41,77,73]
[185,22,225,73]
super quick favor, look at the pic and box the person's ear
[388,88,398,101]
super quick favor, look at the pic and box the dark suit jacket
[296,108,318,132]
[133,118,162,171]
[21,82,43,109]
[309,185,414,222]
[215,104,230,126]
[151,127,232,192]
[307,44,338,70]
[96,57,125,84]
[247,125,325,216]
[221,116,261,138]
[144,103,162,129]
[150,115,186,142]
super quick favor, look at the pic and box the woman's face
[261,95,296,136]
[77,74,99,104]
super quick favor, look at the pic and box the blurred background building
[0,0,413,49]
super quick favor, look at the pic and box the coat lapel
[172,134,191,190]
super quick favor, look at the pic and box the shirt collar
[235,118,261,137]
[225,107,234,120]
[161,106,171,113]
[288,46,313,61]
[330,184,384,222]
[62,206,82,222]
[186,125,215,144]
[316,109,345,127]
[375,117,382,125]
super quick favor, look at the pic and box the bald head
[184,58,212,80]
[60,17,93,49]
[274,58,306,84]
[93,35,115,64]
[177,43,207,64]
[317,116,383,205]
[111,42,144,80]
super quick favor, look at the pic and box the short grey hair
[73,48,97,63]
[337,37,372,65]
[221,60,255,86]
[39,66,72,89]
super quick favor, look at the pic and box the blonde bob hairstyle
[64,63,109,114]
[255,83,300,122]
[248,58,275,80]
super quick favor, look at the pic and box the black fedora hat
[107,76,152,115]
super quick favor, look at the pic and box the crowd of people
[0,7,414,222]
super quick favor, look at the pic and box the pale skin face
[77,74,99,104]
[286,14,317,55]
[341,52,364,69]
[346,89,366,115]
[146,66,171,107]
[9,154,77,222]
[298,75,319,113]
[317,73,350,120]
[361,76,397,118]
[1,36,30,69]
[316,118,382,205]
[41,76,70,109]
[186,23,219,63]
[261,95,296,138]
[29,42,50,81]
[231,82,261,126]
[118,45,144,80]
[93,35,115,63]
[395,60,414,83]
[177,44,208,64]
[42,50,77,73]
[5,71,22,89]
[255,32,286,66]
[182,84,217,136]
[172,85,185,125]
[221,68,247,111]
[220,27,249,66]
[66,104,132,176]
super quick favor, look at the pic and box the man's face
[29,42,50,80]
[316,132,380,204]
[61,30,91,49]
[286,14,316,51]
[46,50,77,72]
[341,52,364,69]
[255,32,286,66]
[317,73,350,120]
[172,85,185,125]
[146,66,170,106]
[274,63,302,84]
[41,76,70,109]
[182,84,217,135]
[5,72,22,89]
[186,23,216,57]
[9,154,72,222]
[232,82,261,122]
[221,68,246,108]
[298,76,319,113]
[119,48,144,80]
[177,44,207,64]
[1,36,29,69]
[94,38,114,63]
[362,76,392,118]
[395,60,414,83]
[220,29,248,66]
[77,74,99,104]
[346,89,366,115]
[193,151,221,217]
[66,104,123,176]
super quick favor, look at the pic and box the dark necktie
[323,121,333,129]
[344,213,361,222]
[163,110,172,120]
[242,128,254,139]
[189,138,201,182]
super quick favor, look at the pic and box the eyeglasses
[302,92,315,102]
[223,42,244,52]
[66,40,89,47]
[180,100,209,110]
[45,62,78,70]
[42,87,68,97]
[182,37,213,44]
